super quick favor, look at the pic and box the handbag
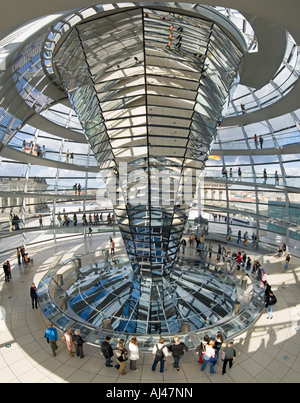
[221,351,226,361]
[117,349,128,362]
[199,353,204,364]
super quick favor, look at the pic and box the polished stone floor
[0,232,299,383]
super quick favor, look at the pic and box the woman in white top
[128,336,139,371]
[201,340,216,374]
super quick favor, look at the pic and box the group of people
[100,335,189,375]
[181,230,261,274]
[22,140,46,158]
[72,183,81,195]
[65,150,75,163]
[221,166,243,181]
[263,169,280,185]
[17,246,32,265]
[216,243,268,280]
[56,211,114,227]
[102,331,238,377]
[9,212,21,230]
[277,242,291,270]
[196,332,236,375]
[236,229,259,248]
[44,324,238,376]
[45,323,85,358]
[101,336,140,375]
[221,165,279,184]
[253,134,264,149]
[3,247,33,282]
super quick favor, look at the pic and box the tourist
[275,170,279,185]
[263,168,267,184]
[17,248,21,265]
[128,336,139,371]
[246,256,252,272]
[72,329,85,358]
[3,260,10,282]
[257,263,264,281]
[240,103,247,114]
[236,253,242,270]
[213,331,224,362]
[217,244,221,261]
[226,227,232,241]
[30,283,38,309]
[57,212,62,226]
[196,335,209,364]
[243,231,248,246]
[208,241,213,258]
[238,167,242,181]
[6,260,11,280]
[110,237,115,255]
[181,238,187,254]
[24,253,32,264]
[266,291,277,319]
[73,213,77,226]
[115,340,128,375]
[221,341,236,375]
[63,328,74,357]
[284,254,291,270]
[169,336,188,371]
[282,242,287,256]
[45,323,58,356]
[259,135,264,148]
[222,247,226,262]
[101,336,114,367]
[261,271,268,287]
[241,251,247,272]
[201,340,216,374]
[264,283,272,307]
[152,337,169,373]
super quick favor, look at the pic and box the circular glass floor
[66,258,238,334]
[37,253,265,351]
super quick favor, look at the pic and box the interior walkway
[0,233,299,383]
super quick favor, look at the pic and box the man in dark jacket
[3,261,10,282]
[101,336,114,367]
[72,329,85,358]
[169,336,188,371]
[30,283,38,309]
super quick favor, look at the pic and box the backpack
[155,344,164,361]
